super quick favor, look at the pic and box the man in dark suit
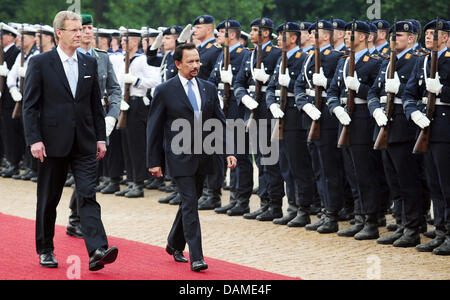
[22,11,118,271]
[147,43,237,272]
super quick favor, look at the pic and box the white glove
[124,73,139,85]
[425,74,443,95]
[218,93,224,110]
[253,63,270,83]
[9,86,22,102]
[373,108,388,127]
[105,116,116,137]
[269,103,284,119]
[385,72,400,94]
[143,96,150,106]
[411,110,430,129]
[302,103,322,121]
[345,71,361,92]
[241,95,259,110]
[220,67,233,85]
[278,68,291,87]
[0,62,8,77]
[150,32,163,51]
[120,100,130,111]
[333,106,351,125]
[177,24,192,43]
[18,66,27,78]
[312,67,327,89]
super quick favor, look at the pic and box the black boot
[159,191,178,204]
[256,206,283,222]
[432,235,450,256]
[227,197,250,216]
[305,213,326,231]
[273,212,297,225]
[393,228,420,248]
[197,188,210,206]
[338,214,364,237]
[1,165,19,178]
[288,207,311,228]
[169,193,182,205]
[377,226,404,245]
[22,169,37,181]
[145,177,165,190]
[377,212,387,227]
[101,177,121,194]
[125,183,144,198]
[215,191,237,214]
[198,189,221,210]
[416,228,445,252]
[338,207,354,221]
[14,168,29,180]
[386,223,400,232]
[244,198,269,220]
[96,178,110,192]
[423,230,436,239]
[354,214,379,240]
[317,211,339,234]
[115,183,134,197]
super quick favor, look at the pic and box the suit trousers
[35,146,108,256]
[168,174,206,261]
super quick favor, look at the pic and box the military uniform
[233,18,285,221]
[294,20,346,233]
[403,19,450,255]
[266,22,316,226]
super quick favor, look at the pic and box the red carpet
[0,213,298,280]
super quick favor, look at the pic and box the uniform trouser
[0,108,25,166]
[169,174,206,261]
[103,128,124,179]
[308,142,324,207]
[342,147,360,212]
[382,142,425,228]
[120,129,133,182]
[382,152,403,223]
[124,96,149,184]
[279,130,315,208]
[423,142,450,231]
[278,151,296,213]
[309,129,346,214]
[36,147,108,256]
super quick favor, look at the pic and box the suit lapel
[50,49,73,98]
[175,76,194,114]
[196,78,207,111]
[75,53,85,101]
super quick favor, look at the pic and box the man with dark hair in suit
[23,11,118,271]
[147,43,237,272]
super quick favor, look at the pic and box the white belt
[380,96,402,105]
[218,83,234,91]
[248,85,268,93]
[422,97,450,106]
[275,90,295,98]
[306,89,327,97]
[341,97,367,105]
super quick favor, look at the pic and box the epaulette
[323,49,331,56]
[445,51,450,58]
[236,47,243,54]
[213,43,222,49]
[295,51,303,59]
[266,46,273,53]
[94,48,107,54]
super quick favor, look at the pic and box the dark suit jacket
[146,75,228,177]
[23,48,105,157]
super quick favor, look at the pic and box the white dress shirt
[56,46,79,97]
[178,74,202,114]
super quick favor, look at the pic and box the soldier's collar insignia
[363,55,370,62]
[324,49,331,55]
[382,48,389,54]
[266,46,272,52]
[445,51,450,58]
[206,43,213,49]
[295,51,302,58]
[405,53,412,60]
[236,47,243,53]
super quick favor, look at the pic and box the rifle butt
[337,126,350,148]
[373,127,389,150]
[413,129,430,154]
[307,121,321,142]
[11,101,22,119]
[116,111,128,130]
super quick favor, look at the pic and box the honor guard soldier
[368,22,379,55]
[407,20,430,55]
[299,22,314,54]
[403,19,450,256]
[109,29,122,54]
[233,17,286,222]
[96,28,112,52]
[294,20,346,233]
[115,27,161,198]
[208,20,251,216]
[240,31,250,48]
[266,22,317,226]
[327,21,389,240]
[332,19,347,52]
[367,21,427,247]
[372,19,391,58]
[66,14,123,238]
[36,25,56,53]
[3,25,38,179]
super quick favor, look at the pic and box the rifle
[337,20,356,148]
[0,24,5,113]
[117,29,131,129]
[246,16,264,130]
[272,23,289,141]
[413,18,440,154]
[12,24,25,119]
[374,18,397,150]
[222,20,231,116]
[308,18,323,142]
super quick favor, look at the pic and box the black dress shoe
[338,215,364,237]
[89,246,119,271]
[101,182,120,194]
[191,259,208,272]
[317,214,339,234]
[166,245,188,263]
[40,252,58,268]
[354,219,379,241]
[416,229,445,252]
[305,215,326,231]
[256,207,282,222]
[227,203,250,216]
[66,223,83,238]
[215,202,237,214]
[287,208,311,227]
[273,213,296,225]
[198,196,221,210]
[432,236,450,256]
[115,184,133,197]
[393,228,420,248]
[244,206,269,220]
[159,192,177,204]
[377,227,404,245]
[125,184,144,198]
